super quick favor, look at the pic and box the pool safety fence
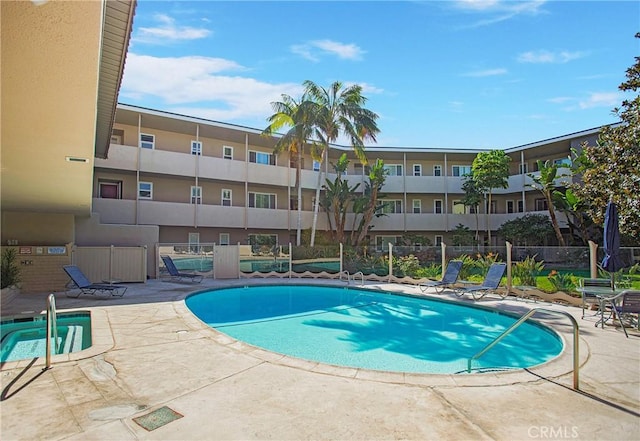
[155,242,638,297]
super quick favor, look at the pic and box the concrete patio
[1,278,639,440]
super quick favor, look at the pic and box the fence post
[588,240,598,279]
[289,242,292,279]
[441,242,447,279]
[506,241,512,293]
[388,242,393,283]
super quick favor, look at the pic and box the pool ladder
[467,308,580,390]
[45,293,59,370]
[339,271,365,286]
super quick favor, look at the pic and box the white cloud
[134,13,211,43]
[453,0,548,28]
[120,53,303,122]
[578,92,620,109]
[291,39,365,62]
[517,50,587,64]
[462,68,507,77]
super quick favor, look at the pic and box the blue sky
[120,0,639,149]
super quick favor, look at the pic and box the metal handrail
[339,270,350,284]
[45,293,58,370]
[352,271,365,286]
[467,308,580,390]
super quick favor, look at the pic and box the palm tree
[303,80,380,246]
[262,94,315,246]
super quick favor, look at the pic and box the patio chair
[161,255,203,283]
[454,262,507,300]
[419,260,463,293]
[63,265,127,298]
[609,290,640,338]
[579,278,612,319]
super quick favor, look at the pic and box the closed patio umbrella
[601,202,626,289]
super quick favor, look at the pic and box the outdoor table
[576,286,625,328]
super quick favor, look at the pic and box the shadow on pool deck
[1,278,639,440]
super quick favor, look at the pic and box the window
[354,163,371,175]
[375,236,398,250]
[290,196,299,210]
[486,200,497,214]
[433,165,442,177]
[221,189,232,206]
[191,186,202,204]
[518,200,525,213]
[223,146,233,160]
[435,235,443,246]
[413,164,422,176]
[219,233,230,246]
[507,200,515,214]
[191,141,202,155]
[452,165,472,177]
[249,192,276,209]
[535,198,548,211]
[412,199,421,214]
[98,180,121,199]
[519,163,528,174]
[110,129,123,145]
[434,199,443,214]
[380,200,402,214]
[138,182,153,200]
[312,160,321,171]
[249,150,275,165]
[140,133,154,149]
[553,157,571,167]
[384,164,403,176]
[452,200,468,214]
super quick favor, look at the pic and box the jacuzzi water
[186,285,564,374]
[1,312,92,362]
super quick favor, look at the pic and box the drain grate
[133,406,183,431]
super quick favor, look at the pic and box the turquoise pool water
[1,312,92,362]
[186,285,563,374]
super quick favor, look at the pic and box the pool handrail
[339,270,350,284]
[352,271,365,286]
[467,307,580,390]
[45,293,58,370]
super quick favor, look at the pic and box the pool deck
[1,278,639,440]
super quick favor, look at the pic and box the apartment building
[93,104,600,249]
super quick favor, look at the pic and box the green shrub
[415,264,442,278]
[1,248,21,289]
[392,254,421,277]
[513,255,545,287]
[547,270,577,293]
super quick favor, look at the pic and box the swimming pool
[1,312,92,363]
[185,285,563,374]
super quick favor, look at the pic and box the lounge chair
[454,262,507,300]
[63,265,127,298]
[419,260,463,293]
[609,290,640,338]
[161,255,203,283]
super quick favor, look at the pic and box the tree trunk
[546,192,566,246]
[296,149,302,246]
[309,149,326,247]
